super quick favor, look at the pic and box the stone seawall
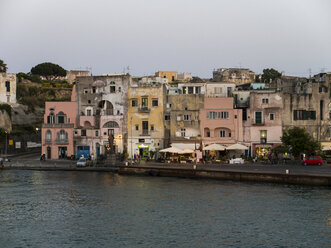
[118,166,331,187]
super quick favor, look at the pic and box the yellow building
[128,81,166,159]
[155,71,177,82]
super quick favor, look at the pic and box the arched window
[103,121,119,128]
[214,127,231,138]
[47,112,55,124]
[57,130,68,141]
[98,100,113,115]
[45,130,52,142]
[84,121,92,128]
[57,111,67,124]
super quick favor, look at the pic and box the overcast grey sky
[1,0,330,77]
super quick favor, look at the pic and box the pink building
[248,90,283,157]
[200,97,243,146]
[41,86,77,159]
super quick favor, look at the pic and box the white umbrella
[159,147,183,153]
[226,143,248,150]
[322,146,331,151]
[178,148,195,154]
[203,144,226,151]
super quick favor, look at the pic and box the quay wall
[118,166,331,186]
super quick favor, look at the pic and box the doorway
[58,147,67,159]
[47,146,51,159]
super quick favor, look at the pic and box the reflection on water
[0,170,330,248]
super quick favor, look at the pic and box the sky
[1,0,330,78]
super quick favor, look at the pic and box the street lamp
[4,131,7,155]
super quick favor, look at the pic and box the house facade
[0,73,16,104]
[74,75,130,158]
[128,81,166,159]
[41,86,77,159]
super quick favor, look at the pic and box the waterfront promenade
[2,152,331,186]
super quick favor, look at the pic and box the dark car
[303,156,323,166]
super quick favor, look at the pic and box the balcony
[138,106,150,113]
[42,123,74,128]
[45,139,52,144]
[140,130,150,136]
[253,122,264,126]
[55,139,69,145]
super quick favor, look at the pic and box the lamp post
[5,131,7,155]
[131,116,133,165]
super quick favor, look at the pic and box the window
[56,112,67,124]
[164,114,170,121]
[142,121,148,135]
[182,87,187,94]
[269,113,274,120]
[229,132,231,137]
[152,99,158,107]
[92,87,96,93]
[95,131,99,136]
[206,131,210,137]
[86,109,92,116]
[132,99,138,107]
[139,139,145,143]
[181,128,186,137]
[151,124,154,131]
[84,89,88,94]
[214,87,222,94]
[118,87,121,92]
[166,103,172,108]
[262,98,269,104]
[172,76,175,81]
[88,100,91,104]
[5,81,10,92]
[103,121,119,128]
[255,112,262,124]
[260,130,267,143]
[142,97,148,107]
[135,125,139,131]
[45,130,52,141]
[207,111,228,119]
[219,111,229,119]
[47,112,55,124]
[207,111,217,119]
[220,130,226,137]
[293,110,316,120]
[81,130,86,136]
[195,87,201,94]
[188,87,194,94]
[183,114,191,121]
[108,129,114,135]
[110,86,116,93]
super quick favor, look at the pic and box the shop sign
[15,142,21,149]
[138,144,149,148]
[9,139,13,146]
[255,144,272,148]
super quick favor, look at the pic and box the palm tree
[0,59,7,73]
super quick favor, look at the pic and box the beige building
[128,81,166,159]
[0,73,16,104]
[155,71,177,82]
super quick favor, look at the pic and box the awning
[203,144,226,151]
[322,146,331,151]
[178,149,195,154]
[226,143,249,150]
[171,143,200,150]
[159,147,183,153]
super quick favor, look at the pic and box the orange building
[155,71,177,82]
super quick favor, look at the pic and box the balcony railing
[42,123,74,128]
[55,139,69,145]
[45,139,52,144]
[138,106,150,113]
[140,130,150,136]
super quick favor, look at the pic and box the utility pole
[131,117,133,165]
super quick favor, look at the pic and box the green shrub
[0,104,12,119]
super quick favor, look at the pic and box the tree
[281,127,321,158]
[0,59,7,73]
[31,62,66,81]
[261,68,281,83]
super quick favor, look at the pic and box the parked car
[76,158,87,167]
[303,156,323,166]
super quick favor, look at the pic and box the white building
[0,73,16,104]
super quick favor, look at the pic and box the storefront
[138,144,149,158]
[253,143,281,158]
